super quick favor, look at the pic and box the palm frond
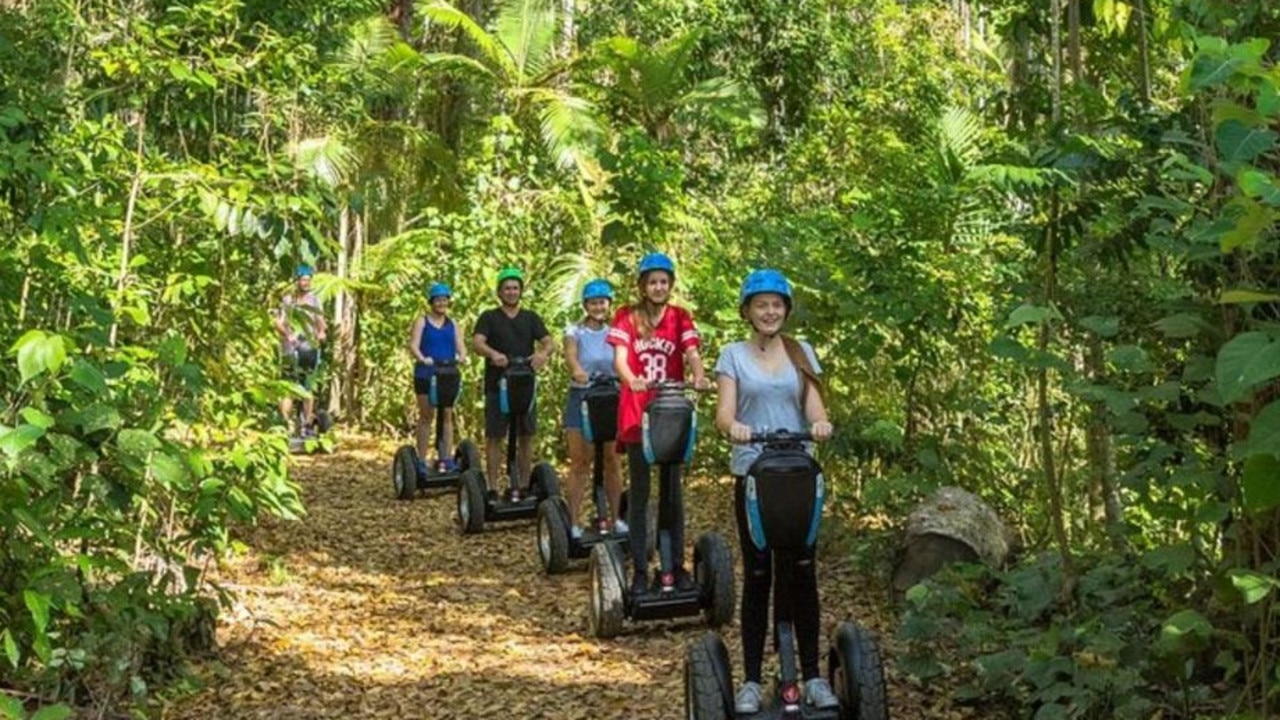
[938,105,983,183]
[293,136,356,189]
[675,76,765,129]
[522,88,604,172]
[339,16,400,72]
[643,30,702,107]
[494,0,558,85]
[421,51,500,81]
[423,1,519,82]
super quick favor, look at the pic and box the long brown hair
[781,334,823,407]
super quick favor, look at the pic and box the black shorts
[283,348,320,389]
[485,391,537,440]
[414,375,431,396]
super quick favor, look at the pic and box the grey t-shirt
[714,340,822,475]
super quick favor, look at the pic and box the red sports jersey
[607,304,700,444]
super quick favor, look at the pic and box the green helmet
[496,266,525,288]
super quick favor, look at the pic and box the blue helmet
[739,269,793,313]
[427,282,452,301]
[637,252,676,279]
[295,263,314,278]
[581,279,614,303]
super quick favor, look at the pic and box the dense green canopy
[2,0,1279,716]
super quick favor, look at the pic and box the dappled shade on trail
[164,436,976,719]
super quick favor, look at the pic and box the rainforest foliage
[2,0,1279,716]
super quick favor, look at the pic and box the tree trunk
[1134,0,1151,105]
[1067,0,1081,85]
[1085,335,1125,551]
[1050,0,1062,125]
[110,111,146,348]
[1040,196,1075,598]
[330,206,351,418]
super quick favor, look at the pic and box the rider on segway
[273,262,327,437]
[563,279,626,539]
[608,252,711,596]
[408,282,468,476]
[714,269,839,713]
[472,266,554,500]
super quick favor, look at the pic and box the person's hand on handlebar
[692,375,712,392]
[572,369,589,385]
[491,352,509,368]
[531,352,549,371]
[811,420,833,441]
[628,376,649,392]
[728,421,752,444]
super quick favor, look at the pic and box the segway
[536,377,656,573]
[457,357,561,534]
[286,346,334,454]
[391,361,482,499]
[683,431,889,720]
[587,380,734,638]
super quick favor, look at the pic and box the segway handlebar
[570,373,619,390]
[646,379,715,394]
[739,429,816,445]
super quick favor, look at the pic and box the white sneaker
[735,681,764,714]
[570,525,584,541]
[612,518,629,534]
[805,677,839,709]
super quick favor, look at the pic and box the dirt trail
[166,435,961,719]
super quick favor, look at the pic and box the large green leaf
[1004,303,1061,329]
[1242,400,1280,460]
[1220,289,1280,304]
[1215,332,1280,404]
[1241,454,1280,513]
[10,329,68,383]
[23,590,51,634]
[1215,120,1277,164]
[1229,568,1280,604]
[1079,315,1120,337]
[1219,198,1274,252]
[1238,169,1280,206]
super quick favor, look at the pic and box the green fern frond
[422,1,519,82]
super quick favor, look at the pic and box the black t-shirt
[473,306,550,392]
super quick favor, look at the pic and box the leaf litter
[161,435,973,719]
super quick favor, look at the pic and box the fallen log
[891,486,1013,597]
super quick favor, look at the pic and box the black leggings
[734,475,821,683]
[626,443,684,573]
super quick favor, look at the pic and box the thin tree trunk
[1134,0,1151,105]
[330,206,351,418]
[1050,0,1062,124]
[1085,336,1125,551]
[343,212,365,422]
[110,111,145,348]
[1068,0,1081,84]
[1041,195,1076,598]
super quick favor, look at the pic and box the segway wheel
[392,445,419,501]
[315,408,334,434]
[694,532,735,628]
[537,498,571,574]
[588,542,625,638]
[829,620,889,720]
[531,462,562,500]
[684,632,733,720]
[456,439,481,473]
[457,469,487,535]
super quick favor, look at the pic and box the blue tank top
[415,316,458,378]
[568,323,615,380]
